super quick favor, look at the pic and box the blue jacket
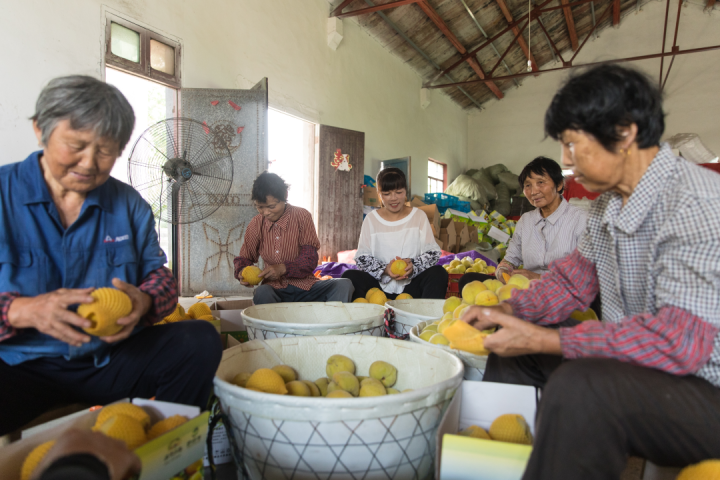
[0,151,166,366]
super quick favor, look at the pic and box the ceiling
[328,0,714,109]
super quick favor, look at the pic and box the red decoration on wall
[202,121,210,134]
[331,149,352,171]
[228,101,242,111]
[237,127,245,134]
[210,100,220,106]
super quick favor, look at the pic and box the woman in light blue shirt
[497,156,587,281]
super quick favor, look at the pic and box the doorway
[268,108,316,215]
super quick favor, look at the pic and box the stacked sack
[447,164,520,218]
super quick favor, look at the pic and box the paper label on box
[447,208,469,218]
[468,213,487,223]
[488,226,511,244]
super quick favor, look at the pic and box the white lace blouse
[354,208,441,294]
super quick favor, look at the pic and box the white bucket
[214,335,464,480]
[241,302,385,339]
[409,320,488,381]
[384,299,445,336]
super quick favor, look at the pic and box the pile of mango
[353,283,412,305]
[157,301,216,325]
[20,404,191,480]
[442,256,496,275]
[230,355,412,398]
[458,413,533,445]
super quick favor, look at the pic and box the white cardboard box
[0,399,208,480]
[435,381,537,480]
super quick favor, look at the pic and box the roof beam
[494,0,538,70]
[708,0,717,9]
[417,0,504,99]
[560,0,579,50]
[613,0,621,25]
[331,0,356,17]
[335,0,421,18]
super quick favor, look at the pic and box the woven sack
[242,302,385,339]
[495,183,511,217]
[409,321,488,380]
[486,163,509,183]
[214,335,464,480]
[470,169,498,201]
[444,175,487,206]
[497,171,520,194]
[384,299,445,336]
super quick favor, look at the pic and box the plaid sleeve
[507,249,599,325]
[560,305,719,375]
[138,267,177,325]
[284,245,319,279]
[0,291,20,342]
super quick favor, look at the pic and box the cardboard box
[454,222,470,249]
[0,400,209,480]
[210,299,253,347]
[435,237,444,249]
[436,381,537,480]
[467,225,479,244]
[411,195,427,207]
[418,204,441,238]
[440,224,457,253]
[363,186,380,207]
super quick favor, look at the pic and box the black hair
[544,64,665,152]
[251,172,289,203]
[519,157,564,194]
[376,167,407,193]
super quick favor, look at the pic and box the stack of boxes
[412,196,480,253]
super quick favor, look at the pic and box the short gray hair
[31,75,135,151]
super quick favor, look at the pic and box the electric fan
[127,118,234,224]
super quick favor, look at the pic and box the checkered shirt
[508,144,720,386]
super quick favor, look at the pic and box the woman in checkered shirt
[463,64,720,479]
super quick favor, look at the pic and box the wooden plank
[417,0,504,99]
[331,0,356,17]
[708,0,717,8]
[494,0,538,70]
[336,0,421,18]
[613,0,621,25]
[561,0,579,51]
[316,125,365,262]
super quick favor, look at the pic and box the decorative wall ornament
[331,148,352,171]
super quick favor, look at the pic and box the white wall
[467,0,720,174]
[0,0,468,195]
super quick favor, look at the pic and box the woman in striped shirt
[495,157,587,282]
[233,172,354,304]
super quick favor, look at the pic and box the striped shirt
[508,144,720,386]
[503,197,587,274]
[233,204,320,291]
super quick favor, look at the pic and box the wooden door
[316,125,365,262]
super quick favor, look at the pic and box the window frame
[428,158,447,193]
[105,13,182,89]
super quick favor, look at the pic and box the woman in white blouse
[496,156,587,282]
[342,168,448,300]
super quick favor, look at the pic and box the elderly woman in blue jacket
[0,76,221,435]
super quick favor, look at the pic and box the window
[105,13,181,88]
[428,159,447,193]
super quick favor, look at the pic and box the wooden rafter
[331,0,356,17]
[417,0,504,99]
[494,0,538,71]
[335,0,421,18]
[709,0,717,8]
[560,0,579,50]
[613,0,621,25]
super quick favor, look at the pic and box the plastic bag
[445,175,488,207]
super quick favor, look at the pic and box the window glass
[110,22,140,63]
[150,39,175,75]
